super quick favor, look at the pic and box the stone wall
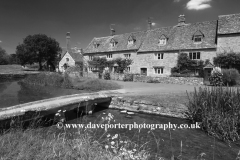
[217,34,240,53]
[109,73,124,81]
[109,96,187,119]
[133,75,203,85]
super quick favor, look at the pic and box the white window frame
[193,36,202,43]
[107,54,113,59]
[128,40,134,45]
[126,67,130,72]
[88,67,94,71]
[124,54,131,58]
[155,53,164,60]
[189,52,201,60]
[89,55,94,60]
[154,68,164,75]
[159,38,167,46]
[66,58,69,62]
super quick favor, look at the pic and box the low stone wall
[133,75,203,85]
[109,73,124,81]
[109,96,187,119]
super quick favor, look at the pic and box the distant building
[83,13,240,76]
[58,32,84,72]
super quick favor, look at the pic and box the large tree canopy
[0,47,9,65]
[16,34,62,70]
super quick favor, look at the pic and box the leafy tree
[113,57,133,73]
[213,52,240,71]
[88,56,108,73]
[0,47,9,65]
[16,34,62,70]
[8,54,20,64]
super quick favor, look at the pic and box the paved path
[112,81,198,95]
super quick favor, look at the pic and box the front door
[141,68,147,76]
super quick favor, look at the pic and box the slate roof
[61,48,83,62]
[138,21,217,52]
[84,31,147,54]
[218,13,240,34]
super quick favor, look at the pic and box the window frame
[154,67,164,75]
[107,54,113,59]
[124,54,131,59]
[193,35,203,43]
[66,58,69,62]
[89,55,94,60]
[159,38,167,46]
[155,53,164,60]
[189,52,201,60]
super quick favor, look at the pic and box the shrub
[209,67,223,86]
[187,87,240,142]
[22,72,73,88]
[103,72,111,80]
[123,73,134,81]
[146,78,159,83]
[222,68,240,86]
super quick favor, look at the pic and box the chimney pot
[178,15,186,26]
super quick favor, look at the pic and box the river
[0,79,239,159]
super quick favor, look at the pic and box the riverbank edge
[109,96,187,119]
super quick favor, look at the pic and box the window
[88,67,94,71]
[126,67,130,72]
[189,52,201,60]
[66,58,69,62]
[94,43,100,48]
[159,38,167,45]
[156,53,164,60]
[140,68,147,75]
[107,54,112,59]
[110,39,118,47]
[89,55,94,60]
[124,54,131,58]
[194,36,202,43]
[155,68,164,74]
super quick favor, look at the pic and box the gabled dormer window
[158,35,167,46]
[128,35,136,45]
[93,42,100,48]
[110,38,118,47]
[193,30,204,43]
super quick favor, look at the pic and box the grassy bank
[21,72,122,91]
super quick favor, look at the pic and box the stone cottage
[83,13,240,76]
[59,32,84,72]
[217,13,240,53]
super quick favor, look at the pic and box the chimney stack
[66,32,71,52]
[148,17,152,30]
[110,24,115,36]
[178,15,186,26]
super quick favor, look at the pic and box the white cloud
[186,0,212,10]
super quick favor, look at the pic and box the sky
[0,0,240,54]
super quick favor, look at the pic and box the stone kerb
[109,96,187,119]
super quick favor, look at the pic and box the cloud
[186,0,211,10]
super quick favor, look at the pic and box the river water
[0,80,239,159]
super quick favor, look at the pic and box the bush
[123,73,134,81]
[222,68,240,86]
[22,72,73,88]
[209,67,223,86]
[103,72,111,80]
[187,87,240,142]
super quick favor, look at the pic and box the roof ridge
[218,13,240,17]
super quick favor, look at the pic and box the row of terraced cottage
[59,13,240,77]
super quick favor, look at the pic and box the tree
[16,34,62,70]
[88,57,108,73]
[213,52,240,71]
[114,57,133,73]
[0,47,9,65]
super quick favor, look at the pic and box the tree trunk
[38,61,43,71]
